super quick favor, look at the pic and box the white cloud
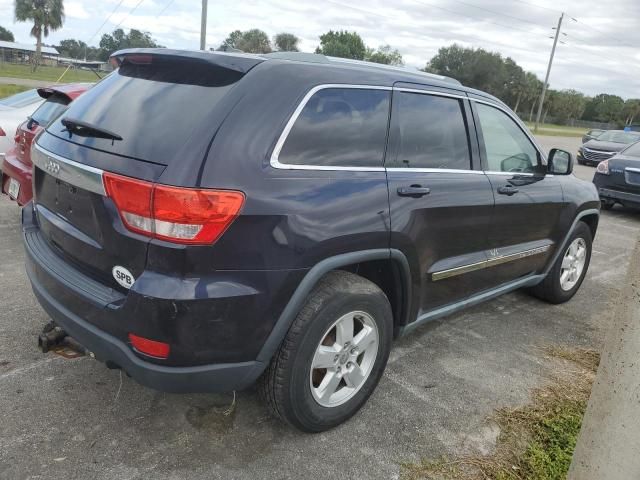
[0,0,638,98]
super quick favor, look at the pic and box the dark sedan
[578,130,640,166]
[593,141,640,210]
[582,128,604,144]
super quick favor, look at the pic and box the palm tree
[14,0,65,72]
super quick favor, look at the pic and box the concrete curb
[569,236,640,479]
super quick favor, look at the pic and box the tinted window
[387,92,471,170]
[476,103,539,173]
[46,55,241,165]
[278,88,390,167]
[0,89,40,108]
[31,96,69,127]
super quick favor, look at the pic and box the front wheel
[529,221,592,304]
[259,270,393,432]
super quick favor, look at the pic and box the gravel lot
[0,136,638,480]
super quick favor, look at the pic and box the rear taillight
[596,160,610,175]
[0,127,5,136]
[103,172,245,245]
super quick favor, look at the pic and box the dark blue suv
[23,49,600,432]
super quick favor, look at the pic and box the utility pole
[534,12,563,132]
[200,0,208,50]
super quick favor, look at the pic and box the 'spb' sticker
[112,266,135,289]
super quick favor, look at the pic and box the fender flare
[255,248,411,364]
[542,208,600,276]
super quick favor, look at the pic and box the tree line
[3,13,637,126]
[426,44,640,127]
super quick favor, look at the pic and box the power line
[156,0,176,18]
[443,0,554,29]
[114,0,146,31]
[87,0,126,44]
[410,0,544,38]
[509,0,563,14]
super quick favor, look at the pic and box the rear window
[622,142,640,157]
[31,95,69,127]
[46,55,244,165]
[277,88,390,168]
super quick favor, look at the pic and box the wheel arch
[256,249,412,364]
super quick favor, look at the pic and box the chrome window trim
[393,87,467,100]
[270,84,392,172]
[32,143,106,196]
[432,245,551,281]
[386,167,484,175]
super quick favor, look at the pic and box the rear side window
[31,95,69,127]
[277,88,390,168]
[387,92,471,170]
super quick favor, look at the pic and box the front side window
[387,92,471,170]
[277,88,390,167]
[475,103,540,173]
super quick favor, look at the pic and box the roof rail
[260,51,461,86]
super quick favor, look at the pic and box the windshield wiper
[61,117,123,141]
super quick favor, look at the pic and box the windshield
[596,131,640,144]
[31,95,69,127]
[0,89,41,108]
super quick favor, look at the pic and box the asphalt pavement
[0,135,638,480]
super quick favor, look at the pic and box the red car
[1,83,91,205]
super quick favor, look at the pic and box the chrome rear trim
[32,143,106,196]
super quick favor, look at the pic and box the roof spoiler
[109,48,264,74]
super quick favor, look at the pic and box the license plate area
[625,170,640,186]
[8,178,20,200]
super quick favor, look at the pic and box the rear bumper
[1,150,32,205]
[21,203,304,393]
[597,187,640,207]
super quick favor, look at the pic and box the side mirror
[548,148,573,175]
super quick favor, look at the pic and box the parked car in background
[582,128,605,144]
[577,130,640,166]
[0,89,44,164]
[593,141,640,211]
[1,84,91,205]
[23,49,599,432]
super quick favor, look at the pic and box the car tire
[601,200,615,210]
[259,270,393,432]
[529,221,592,304]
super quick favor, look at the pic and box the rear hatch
[33,50,262,290]
[608,153,640,193]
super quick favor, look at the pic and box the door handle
[397,185,431,197]
[497,185,519,196]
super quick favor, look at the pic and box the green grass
[0,84,30,99]
[524,122,588,138]
[0,63,99,83]
[401,346,599,480]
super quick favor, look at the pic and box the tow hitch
[38,321,90,359]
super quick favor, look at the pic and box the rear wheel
[259,270,392,432]
[601,199,615,210]
[529,221,592,304]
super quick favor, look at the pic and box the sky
[0,0,638,99]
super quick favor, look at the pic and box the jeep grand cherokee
[23,49,600,432]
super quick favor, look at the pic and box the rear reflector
[103,172,245,245]
[128,333,170,359]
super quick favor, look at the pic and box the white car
[0,89,44,164]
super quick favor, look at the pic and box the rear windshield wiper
[61,117,123,142]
